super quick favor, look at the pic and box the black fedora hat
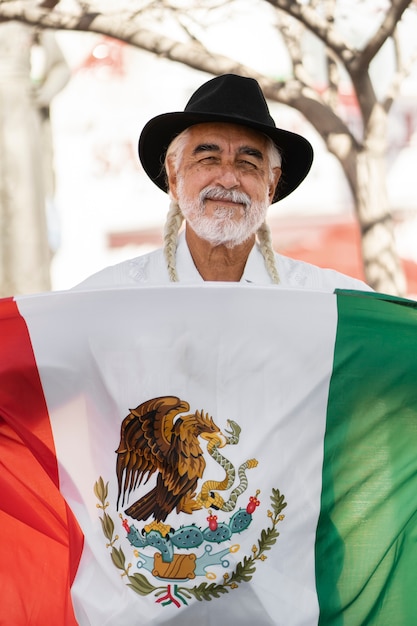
[138,74,313,203]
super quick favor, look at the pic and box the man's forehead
[186,122,268,150]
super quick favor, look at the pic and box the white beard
[177,183,269,248]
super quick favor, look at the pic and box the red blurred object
[269,214,417,296]
[77,37,126,76]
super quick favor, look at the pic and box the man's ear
[166,156,178,201]
[269,167,282,203]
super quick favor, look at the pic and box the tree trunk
[355,105,406,295]
[0,22,52,297]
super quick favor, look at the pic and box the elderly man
[76,74,369,291]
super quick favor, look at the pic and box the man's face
[168,123,281,247]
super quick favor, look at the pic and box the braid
[163,200,184,282]
[257,221,280,284]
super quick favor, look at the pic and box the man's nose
[214,164,240,188]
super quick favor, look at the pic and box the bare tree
[1,0,416,294]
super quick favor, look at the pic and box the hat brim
[138,112,314,204]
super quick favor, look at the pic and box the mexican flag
[1,286,416,625]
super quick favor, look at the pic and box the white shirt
[74,231,370,292]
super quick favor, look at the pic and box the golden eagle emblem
[115,396,226,522]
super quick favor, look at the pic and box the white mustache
[200,186,251,208]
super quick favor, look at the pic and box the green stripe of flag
[316,290,417,625]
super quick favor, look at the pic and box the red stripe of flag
[0,297,83,625]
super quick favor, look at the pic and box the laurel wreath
[94,476,287,604]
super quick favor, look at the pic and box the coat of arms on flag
[94,395,287,608]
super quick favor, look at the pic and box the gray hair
[163,127,282,284]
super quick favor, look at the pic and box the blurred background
[1,1,417,297]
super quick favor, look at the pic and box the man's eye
[239,159,257,169]
[199,156,218,163]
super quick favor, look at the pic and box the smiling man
[166,122,280,281]
[75,74,369,291]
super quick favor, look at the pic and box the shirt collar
[176,231,273,285]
